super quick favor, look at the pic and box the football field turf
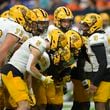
[62,102,95,110]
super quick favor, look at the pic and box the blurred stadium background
[0,0,110,19]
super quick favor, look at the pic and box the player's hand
[62,75,71,85]
[29,88,36,106]
[43,76,54,84]
[89,83,97,96]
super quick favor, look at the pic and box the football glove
[42,75,54,84]
[29,88,36,106]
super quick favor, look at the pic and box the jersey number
[15,28,24,38]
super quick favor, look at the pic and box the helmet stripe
[63,7,70,16]
[39,8,47,17]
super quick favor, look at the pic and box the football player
[26,8,51,110]
[79,13,110,110]
[0,34,53,110]
[0,4,37,109]
[100,12,110,110]
[31,6,74,110]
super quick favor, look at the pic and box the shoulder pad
[48,29,67,50]
[65,29,83,49]
[89,33,105,46]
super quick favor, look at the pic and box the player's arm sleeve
[91,44,107,86]
[71,46,87,81]
[76,48,87,81]
[26,47,45,80]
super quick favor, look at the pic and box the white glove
[41,75,54,84]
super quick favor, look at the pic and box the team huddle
[0,4,110,110]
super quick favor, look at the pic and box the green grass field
[62,102,95,110]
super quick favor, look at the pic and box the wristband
[41,75,46,81]
[29,88,34,95]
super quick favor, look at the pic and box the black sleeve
[71,45,88,81]
[76,50,86,81]
[91,44,107,86]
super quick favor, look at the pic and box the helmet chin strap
[32,28,44,36]
[59,26,70,33]
[78,29,90,36]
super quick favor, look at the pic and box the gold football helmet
[0,10,9,18]
[33,8,49,22]
[100,13,109,21]
[74,15,83,24]
[54,6,73,32]
[100,13,110,28]
[9,5,37,32]
[80,13,103,35]
[32,8,49,35]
